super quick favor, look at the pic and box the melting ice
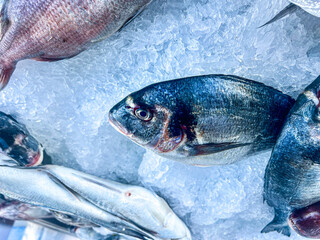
[0,0,319,239]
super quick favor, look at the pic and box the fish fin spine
[259,3,299,28]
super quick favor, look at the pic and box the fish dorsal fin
[259,3,299,28]
[0,0,10,41]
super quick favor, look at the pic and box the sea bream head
[0,112,43,166]
[109,80,190,156]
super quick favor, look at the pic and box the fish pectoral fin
[118,2,151,32]
[91,2,151,43]
[190,142,251,156]
[258,3,299,28]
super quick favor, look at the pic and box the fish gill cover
[0,0,319,239]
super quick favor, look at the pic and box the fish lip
[108,111,130,136]
[26,145,44,167]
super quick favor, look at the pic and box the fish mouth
[26,145,44,167]
[108,112,130,136]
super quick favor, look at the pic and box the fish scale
[0,0,152,89]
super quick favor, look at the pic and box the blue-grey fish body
[262,76,320,236]
[0,0,152,90]
[109,75,295,166]
[43,165,191,240]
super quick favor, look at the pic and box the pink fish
[0,0,152,89]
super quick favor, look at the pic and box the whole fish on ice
[262,76,320,237]
[0,164,191,240]
[0,0,152,90]
[109,74,295,166]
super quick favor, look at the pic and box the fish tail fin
[261,210,291,236]
[0,62,15,90]
[261,222,291,236]
[258,3,299,28]
[304,75,320,93]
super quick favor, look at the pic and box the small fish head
[121,186,191,239]
[0,113,43,167]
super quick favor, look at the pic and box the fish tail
[258,3,299,28]
[304,75,320,93]
[0,62,15,90]
[261,210,291,236]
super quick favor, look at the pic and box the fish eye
[134,108,152,122]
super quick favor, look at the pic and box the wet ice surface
[0,0,319,239]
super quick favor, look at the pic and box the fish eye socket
[134,108,152,121]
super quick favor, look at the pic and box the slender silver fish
[0,0,152,90]
[0,164,191,240]
[262,76,320,237]
[43,165,192,240]
[109,74,295,166]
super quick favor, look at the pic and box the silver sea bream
[109,74,295,166]
[262,76,320,237]
[0,0,152,89]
